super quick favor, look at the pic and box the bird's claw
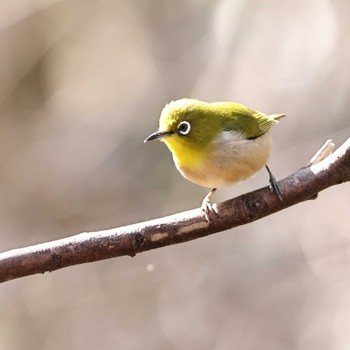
[201,199,218,222]
[201,188,218,221]
[265,165,283,202]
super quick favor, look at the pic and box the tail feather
[270,113,286,122]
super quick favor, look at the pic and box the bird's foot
[201,188,218,221]
[265,165,283,202]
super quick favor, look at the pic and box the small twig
[309,139,335,165]
[0,137,349,283]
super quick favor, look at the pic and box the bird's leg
[201,188,218,221]
[265,165,283,202]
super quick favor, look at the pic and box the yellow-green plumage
[147,98,284,189]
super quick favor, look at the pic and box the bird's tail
[270,113,286,122]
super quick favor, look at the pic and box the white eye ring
[178,121,191,135]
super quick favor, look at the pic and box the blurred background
[0,0,349,349]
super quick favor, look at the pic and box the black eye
[178,121,191,135]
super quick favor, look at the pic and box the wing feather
[210,102,285,139]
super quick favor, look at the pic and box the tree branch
[1,138,349,283]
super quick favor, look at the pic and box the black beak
[144,130,174,143]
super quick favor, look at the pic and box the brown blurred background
[0,0,350,349]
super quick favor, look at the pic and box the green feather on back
[209,102,285,139]
[158,99,285,149]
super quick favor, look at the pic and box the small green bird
[145,98,285,220]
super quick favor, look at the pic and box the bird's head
[144,99,218,155]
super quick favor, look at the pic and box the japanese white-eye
[145,98,285,220]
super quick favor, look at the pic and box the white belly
[177,132,272,188]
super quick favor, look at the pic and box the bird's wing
[213,102,284,140]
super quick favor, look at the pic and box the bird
[144,98,285,220]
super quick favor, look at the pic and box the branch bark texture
[1,138,349,283]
